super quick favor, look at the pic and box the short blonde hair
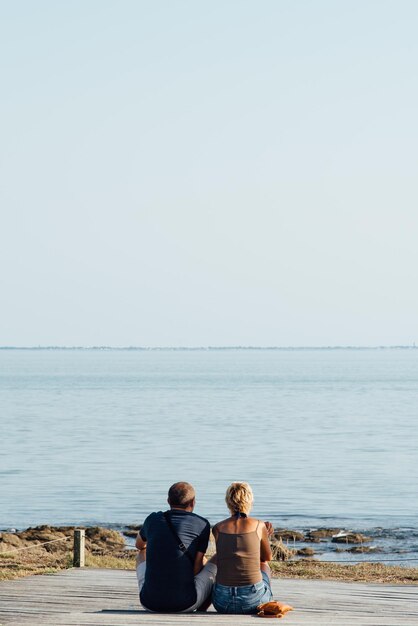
[225,482,254,515]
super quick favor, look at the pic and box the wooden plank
[0,568,417,625]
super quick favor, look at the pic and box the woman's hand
[264,521,274,537]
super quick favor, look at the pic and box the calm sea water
[1,348,417,563]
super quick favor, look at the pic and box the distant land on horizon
[0,345,417,351]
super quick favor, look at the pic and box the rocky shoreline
[1,524,417,585]
[0,524,415,565]
[0,526,128,557]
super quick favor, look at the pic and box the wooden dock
[0,568,417,625]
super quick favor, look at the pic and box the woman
[212,482,273,614]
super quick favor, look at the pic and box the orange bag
[257,600,294,618]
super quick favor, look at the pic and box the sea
[1,347,417,565]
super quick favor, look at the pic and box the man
[136,481,217,612]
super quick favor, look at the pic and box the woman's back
[213,517,263,586]
[211,482,273,615]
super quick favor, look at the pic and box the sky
[1,0,418,347]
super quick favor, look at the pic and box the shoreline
[2,522,417,568]
[1,525,417,584]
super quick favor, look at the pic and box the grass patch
[0,549,73,581]
[270,560,418,584]
[0,550,136,580]
[85,552,136,570]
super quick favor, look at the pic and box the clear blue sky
[1,0,417,346]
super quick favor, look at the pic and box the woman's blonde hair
[225,482,254,515]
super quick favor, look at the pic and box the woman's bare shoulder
[248,517,265,529]
[213,517,232,531]
[254,518,266,527]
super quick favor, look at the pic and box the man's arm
[193,550,206,575]
[136,516,150,551]
[193,521,211,575]
[136,533,147,550]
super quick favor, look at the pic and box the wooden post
[73,529,85,567]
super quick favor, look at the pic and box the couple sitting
[136,480,273,614]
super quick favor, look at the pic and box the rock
[0,526,73,554]
[297,547,315,557]
[126,525,142,531]
[44,541,67,553]
[331,533,372,544]
[123,530,138,538]
[274,529,305,542]
[21,528,67,543]
[306,529,341,541]
[347,546,381,554]
[0,533,22,549]
[85,527,125,552]
[0,525,126,557]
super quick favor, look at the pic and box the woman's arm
[260,522,272,562]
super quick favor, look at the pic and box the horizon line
[0,345,417,351]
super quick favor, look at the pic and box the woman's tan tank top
[215,522,262,586]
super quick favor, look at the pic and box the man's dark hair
[168,482,195,508]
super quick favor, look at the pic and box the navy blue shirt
[140,509,210,612]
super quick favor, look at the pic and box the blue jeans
[212,571,273,614]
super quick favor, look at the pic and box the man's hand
[265,521,274,537]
